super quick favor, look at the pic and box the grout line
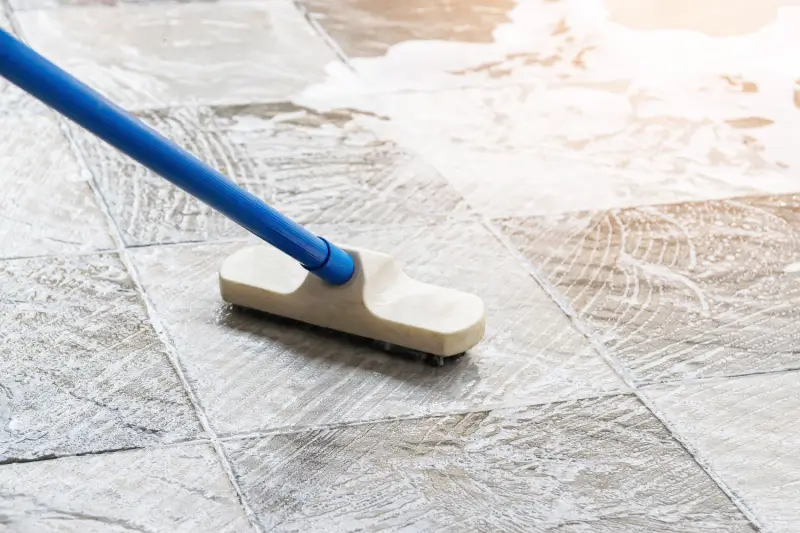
[638,365,800,388]
[20,34,265,527]
[480,216,765,532]
[0,390,636,469]
[0,436,212,467]
[216,389,635,442]
[290,0,355,71]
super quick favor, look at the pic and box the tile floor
[1,0,798,531]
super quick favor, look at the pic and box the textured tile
[71,103,471,246]
[0,114,114,259]
[298,0,514,58]
[17,1,337,109]
[131,222,623,434]
[225,395,754,532]
[644,372,800,533]
[0,253,202,462]
[0,443,251,532]
[496,195,800,383]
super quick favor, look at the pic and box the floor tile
[225,394,754,532]
[298,1,800,213]
[0,253,202,462]
[16,1,338,109]
[644,372,800,533]
[495,195,800,383]
[307,81,800,218]
[130,222,623,435]
[298,0,514,58]
[71,103,471,246]
[0,114,115,259]
[0,443,251,532]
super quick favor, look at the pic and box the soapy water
[296,0,800,215]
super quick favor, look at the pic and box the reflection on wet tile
[298,0,514,58]
[17,1,337,109]
[0,115,114,259]
[0,444,251,532]
[130,222,623,434]
[0,253,201,462]
[644,372,800,533]
[310,82,800,217]
[496,195,800,383]
[72,104,470,246]
[225,395,753,532]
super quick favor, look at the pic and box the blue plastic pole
[0,29,355,285]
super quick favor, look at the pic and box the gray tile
[130,222,624,434]
[16,1,338,109]
[644,372,800,533]
[0,114,115,259]
[0,443,251,532]
[298,0,514,58]
[71,103,471,246]
[225,395,754,533]
[495,195,800,383]
[0,253,202,462]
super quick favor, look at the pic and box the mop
[0,29,485,366]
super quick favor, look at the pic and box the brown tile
[225,395,754,532]
[71,103,471,246]
[644,372,800,533]
[0,253,202,462]
[0,114,114,259]
[298,0,514,58]
[0,444,251,532]
[16,1,337,109]
[130,222,623,434]
[495,195,800,383]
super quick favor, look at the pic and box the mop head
[219,245,486,366]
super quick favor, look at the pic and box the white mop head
[219,245,486,362]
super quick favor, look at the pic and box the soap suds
[296,0,800,215]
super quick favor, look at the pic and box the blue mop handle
[0,29,354,285]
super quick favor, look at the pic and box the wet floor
[1,0,799,531]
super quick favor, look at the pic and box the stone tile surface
[225,394,754,533]
[17,1,338,109]
[0,444,251,532]
[131,222,623,434]
[298,0,514,58]
[0,114,114,259]
[496,195,800,383]
[0,253,202,462]
[71,103,471,246]
[644,372,800,533]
